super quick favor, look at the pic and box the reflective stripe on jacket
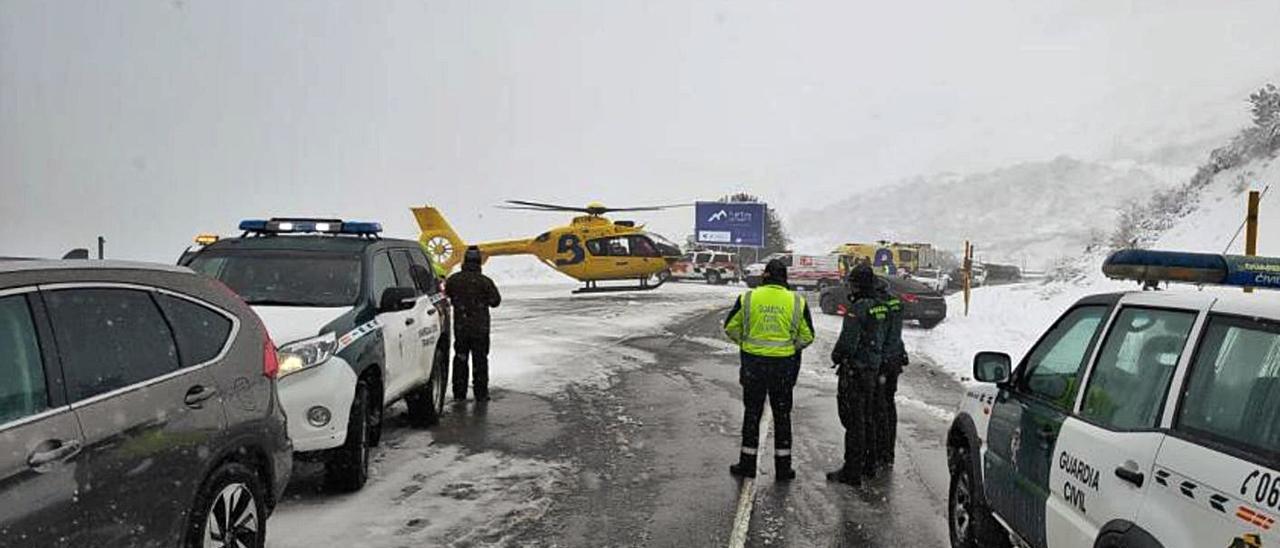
[724,284,815,357]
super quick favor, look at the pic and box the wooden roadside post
[963,241,972,316]
[1245,190,1260,293]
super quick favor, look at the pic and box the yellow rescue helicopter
[412,200,687,293]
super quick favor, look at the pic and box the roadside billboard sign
[695,201,766,248]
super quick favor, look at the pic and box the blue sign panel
[695,201,767,248]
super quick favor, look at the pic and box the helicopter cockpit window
[588,236,632,257]
[628,236,660,258]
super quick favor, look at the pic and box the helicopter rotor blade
[494,205,587,212]
[601,203,694,212]
[503,200,588,212]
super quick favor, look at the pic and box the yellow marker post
[1245,190,1260,293]
[963,241,972,316]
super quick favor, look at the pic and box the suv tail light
[901,293,919,303]
[263,337,280,379]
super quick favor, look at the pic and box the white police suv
[949,250,1280,548]
[182,218,451,492]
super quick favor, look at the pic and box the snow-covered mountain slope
[915,154,1280,380]
[1155,157,1280,254]
[790,156,1189,267]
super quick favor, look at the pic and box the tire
[919,318,943,329]
[1095,533,1124,548]
[325,381,372,492]
[185,461,268,548]
[949,447,1010,548]
[407,343,448,427]
[819,293,838,315]
[706,271,721,285]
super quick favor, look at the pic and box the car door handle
[184,385,219,407]
[28,440,82,469]
[1115,466,1145,488]
[405,317,416,326]
[426,308,437,316]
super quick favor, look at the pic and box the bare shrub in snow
[1109,84,1280,250]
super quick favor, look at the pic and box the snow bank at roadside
[904,281,1126,380]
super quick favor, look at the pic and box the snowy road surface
[266,283,960,547]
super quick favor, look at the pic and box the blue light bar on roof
[1103,249,1280,290]
[341,221,383,235]
[237,218,382,236]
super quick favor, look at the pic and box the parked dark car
[818,274,948,328]
[0,260,291,548]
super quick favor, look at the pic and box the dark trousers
[873,365,901,466]
[837,367,877,473]
[739,353,799,459]
[453,330,490,399]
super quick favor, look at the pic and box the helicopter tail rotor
[411,206,467,273]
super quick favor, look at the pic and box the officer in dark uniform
[724,259,815,480]
[445,246,502,402]
[873,277,906,470]
[827,263,887,486]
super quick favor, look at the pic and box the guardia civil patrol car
[181,218,451,492]
[949,250,1280,548]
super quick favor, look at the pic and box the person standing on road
[446,246,502,402]
[723,259,815,480]
[873,278,906,471]
[827,263,887,486]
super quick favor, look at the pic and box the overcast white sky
[3,0,1279,261]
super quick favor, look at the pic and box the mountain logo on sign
[707,210,753,223]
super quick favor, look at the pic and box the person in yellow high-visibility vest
[723,258,815,480]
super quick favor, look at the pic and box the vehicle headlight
[277,332,337,378]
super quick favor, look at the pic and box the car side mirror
[409,264,435,293]
[378,287,417,313]
[973,351,1012,384]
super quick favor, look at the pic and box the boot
[729,452,757,478]
[775,456,796,481]
[826,467,861,486]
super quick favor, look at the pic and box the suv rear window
[189,251,361,307]
[1177,316,1280,460]
[156,294,233,367]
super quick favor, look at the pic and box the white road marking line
[728,407,771,548]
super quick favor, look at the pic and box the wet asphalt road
[271,285,963,547]
[435,288,961,547]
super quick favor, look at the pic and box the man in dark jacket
[827,263,887,486]
[445,246,502,401]
[873,277,906,471]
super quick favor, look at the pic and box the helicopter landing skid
[572,275,669,294]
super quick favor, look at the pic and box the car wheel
[819,293,838,315]
[919,318,943,329]
[949,447,1010,548]
[706,271,721,285]
[407,343,448,427]
[186,461,268,548]
[325,381,372,492]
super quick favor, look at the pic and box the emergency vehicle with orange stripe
[947,249,1280,548]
